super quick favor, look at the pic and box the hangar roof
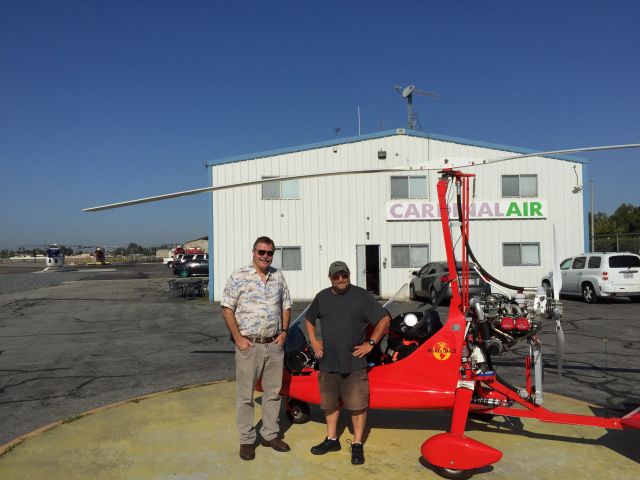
[206,128,587,167]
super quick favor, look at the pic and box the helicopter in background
[44,244,65,270]
[87,246,112,265]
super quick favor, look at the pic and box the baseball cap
[328,261,350,277]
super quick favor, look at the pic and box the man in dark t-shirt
[305,261,390,465]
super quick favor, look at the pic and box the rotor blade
[83,166,420,212]
[552,224,562,299]
[494,143,640,162]
[83,143,640,212]
[556,319,565,377]
[422,143,640,169]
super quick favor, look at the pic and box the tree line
[1,205,638,261]
[591,203,640,235]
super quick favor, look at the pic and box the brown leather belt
[247,335,278,344]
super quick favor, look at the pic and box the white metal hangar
[206,129,588,300]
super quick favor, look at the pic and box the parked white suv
[542,252,640,303]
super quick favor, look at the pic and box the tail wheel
[582,282,597,303]
[286,399,310,424]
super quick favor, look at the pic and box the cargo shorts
[318,368,369,411]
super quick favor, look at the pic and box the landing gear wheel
[437,468,470,480]
[286,400,310,424]
[582,282,597,303]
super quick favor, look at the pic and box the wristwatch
[368,339,376,346]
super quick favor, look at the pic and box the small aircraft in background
[44,244,65,270]
[87,246,111,265]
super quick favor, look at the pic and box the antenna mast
[394,84,439,129]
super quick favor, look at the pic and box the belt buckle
[248,334,275,344]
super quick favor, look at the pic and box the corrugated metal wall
[211,133,584,300]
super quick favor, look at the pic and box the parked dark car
[409,261,491,303]
[174,259,209,278]
[171,254,208,274]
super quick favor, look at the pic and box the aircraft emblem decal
[430,341,454,361]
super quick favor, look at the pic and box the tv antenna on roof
[394,84,439,130]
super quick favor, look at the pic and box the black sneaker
[350,442,364,465]
[310,437,341,455]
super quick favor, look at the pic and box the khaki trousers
[235,342,284,444]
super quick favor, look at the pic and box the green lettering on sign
[506,202,522,217]
[530,202,542,216]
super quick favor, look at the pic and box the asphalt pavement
[0,261,638,449]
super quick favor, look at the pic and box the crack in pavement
[0,374,135,403]
[0,367,71,375]
[2,327,144,338]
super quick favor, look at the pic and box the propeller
[552,224,565,376]
[83,143,640,212]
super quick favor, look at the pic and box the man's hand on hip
[235,336,252,351]
[310,339,324,358]
[274,331,288,345]
[352,342,374,358]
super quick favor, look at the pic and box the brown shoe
[239,443,255,460]
[260,437,291,452]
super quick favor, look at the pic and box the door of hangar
[356,244,380,296]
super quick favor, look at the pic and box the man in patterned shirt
[221,236,292,461]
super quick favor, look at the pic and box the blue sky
[1,1,638,250]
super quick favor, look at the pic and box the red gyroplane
[277,168,640,476]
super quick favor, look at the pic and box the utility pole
[590,180,595,251]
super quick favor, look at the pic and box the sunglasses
[331,273,350,280]
[256,249,275,257]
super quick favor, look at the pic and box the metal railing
[168,279,208,298]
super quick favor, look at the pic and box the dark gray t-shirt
[306,285,386,374]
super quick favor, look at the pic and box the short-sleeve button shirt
[221,264,292,337]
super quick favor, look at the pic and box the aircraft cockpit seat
[383,309,443,362]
